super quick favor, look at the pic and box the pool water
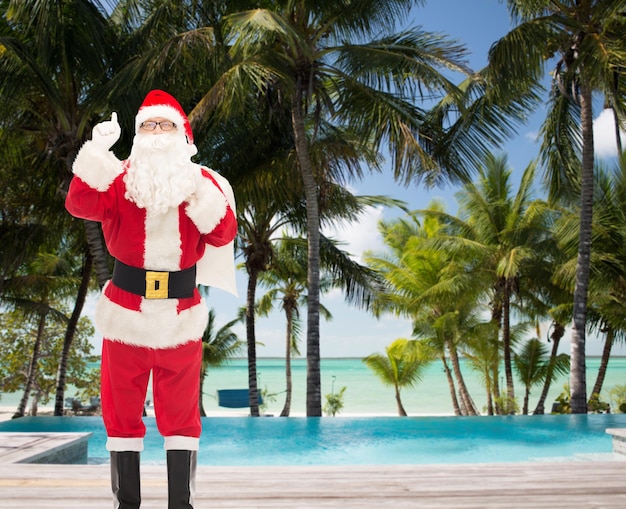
[1,414,625,466]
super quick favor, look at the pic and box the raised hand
[91,112,121,150]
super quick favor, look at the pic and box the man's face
[138,117,177,135]
[126,116,196,213]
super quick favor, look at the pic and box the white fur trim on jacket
[164,436,200,451]
[95,283,209,349]
[107,437,144,452]
[184,176,229,234]
[72,141,123,191]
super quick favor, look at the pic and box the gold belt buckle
[145,271,169,299]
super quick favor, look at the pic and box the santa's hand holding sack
[66,90,237,509]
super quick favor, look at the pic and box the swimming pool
[1,414,624,465]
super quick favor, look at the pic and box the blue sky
[87,1,625,358]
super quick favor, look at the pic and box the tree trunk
[83,219,110,288]
[502,279,515,414]
[54,251,93,415]
[484,367,494,416]
[449,342,479,416]
[440,353,462,416]
[570,86,594,414]
[280,306,293,417]
[490,304,503,414]
[394,385,407,416]
[291,88,322,417]
[491,364,501,415]
[13,312,47,419]
[522,388,530,415]
[199,363,207,417]
[533,322,565,415]
[246,266,261,416]
[590,327,613,402]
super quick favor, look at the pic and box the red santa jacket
[66,141,237,349]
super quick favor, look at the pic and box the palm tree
[189,1,527,416]
[0,1,137,415]
[228,116,387,416]
[549,155,626,411]
[0,81,94,416]
[462,321,501,415]
[53,251,94,415]
[220,95,395,417]
[257,239,309,417]
[487,0,626,413]
[199,308,244,417]
[532,318,570,415]
[588,160,626,401]
[363,338,434,416]
[0,115,49,296]
[259,236,368,416]
[109,1,534,417]
[417,154,554,414]
[565,157,626,404]
[366,206,482,415]
[414,300,483,416]
[239,204,286,417]
[0,0,123,287]
[522,228,573,415]
[513,338,570,415]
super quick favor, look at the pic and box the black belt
[112,260,197,299]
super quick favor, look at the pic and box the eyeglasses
[139,121,177,131]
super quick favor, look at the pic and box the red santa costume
[65,90,237,509]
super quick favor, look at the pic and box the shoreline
[0,406,456,422]
[3,358,624,419]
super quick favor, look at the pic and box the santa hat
[135,89,197,155]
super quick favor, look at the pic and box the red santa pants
[101,339,202,447]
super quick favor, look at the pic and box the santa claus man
[66,90,237,509]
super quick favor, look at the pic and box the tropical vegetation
[363,339,435,416]
[1,0,625,418]
[365,153,626,415]
[487,0,626,413]
[0,307,98,417]
[323,385,347,417]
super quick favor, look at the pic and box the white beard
[124,133,198,215]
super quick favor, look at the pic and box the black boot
[166,450,197,509]
[110,451,141,509]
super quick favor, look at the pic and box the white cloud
[524,130,540,143]
[594,108,624,159]
[320,204,387,303]
[322,205,386,264]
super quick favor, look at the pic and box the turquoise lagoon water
[200,357,626,416]
[2,357,625,416]
[0,414,625,466]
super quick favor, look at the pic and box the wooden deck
[1,460,625,508]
